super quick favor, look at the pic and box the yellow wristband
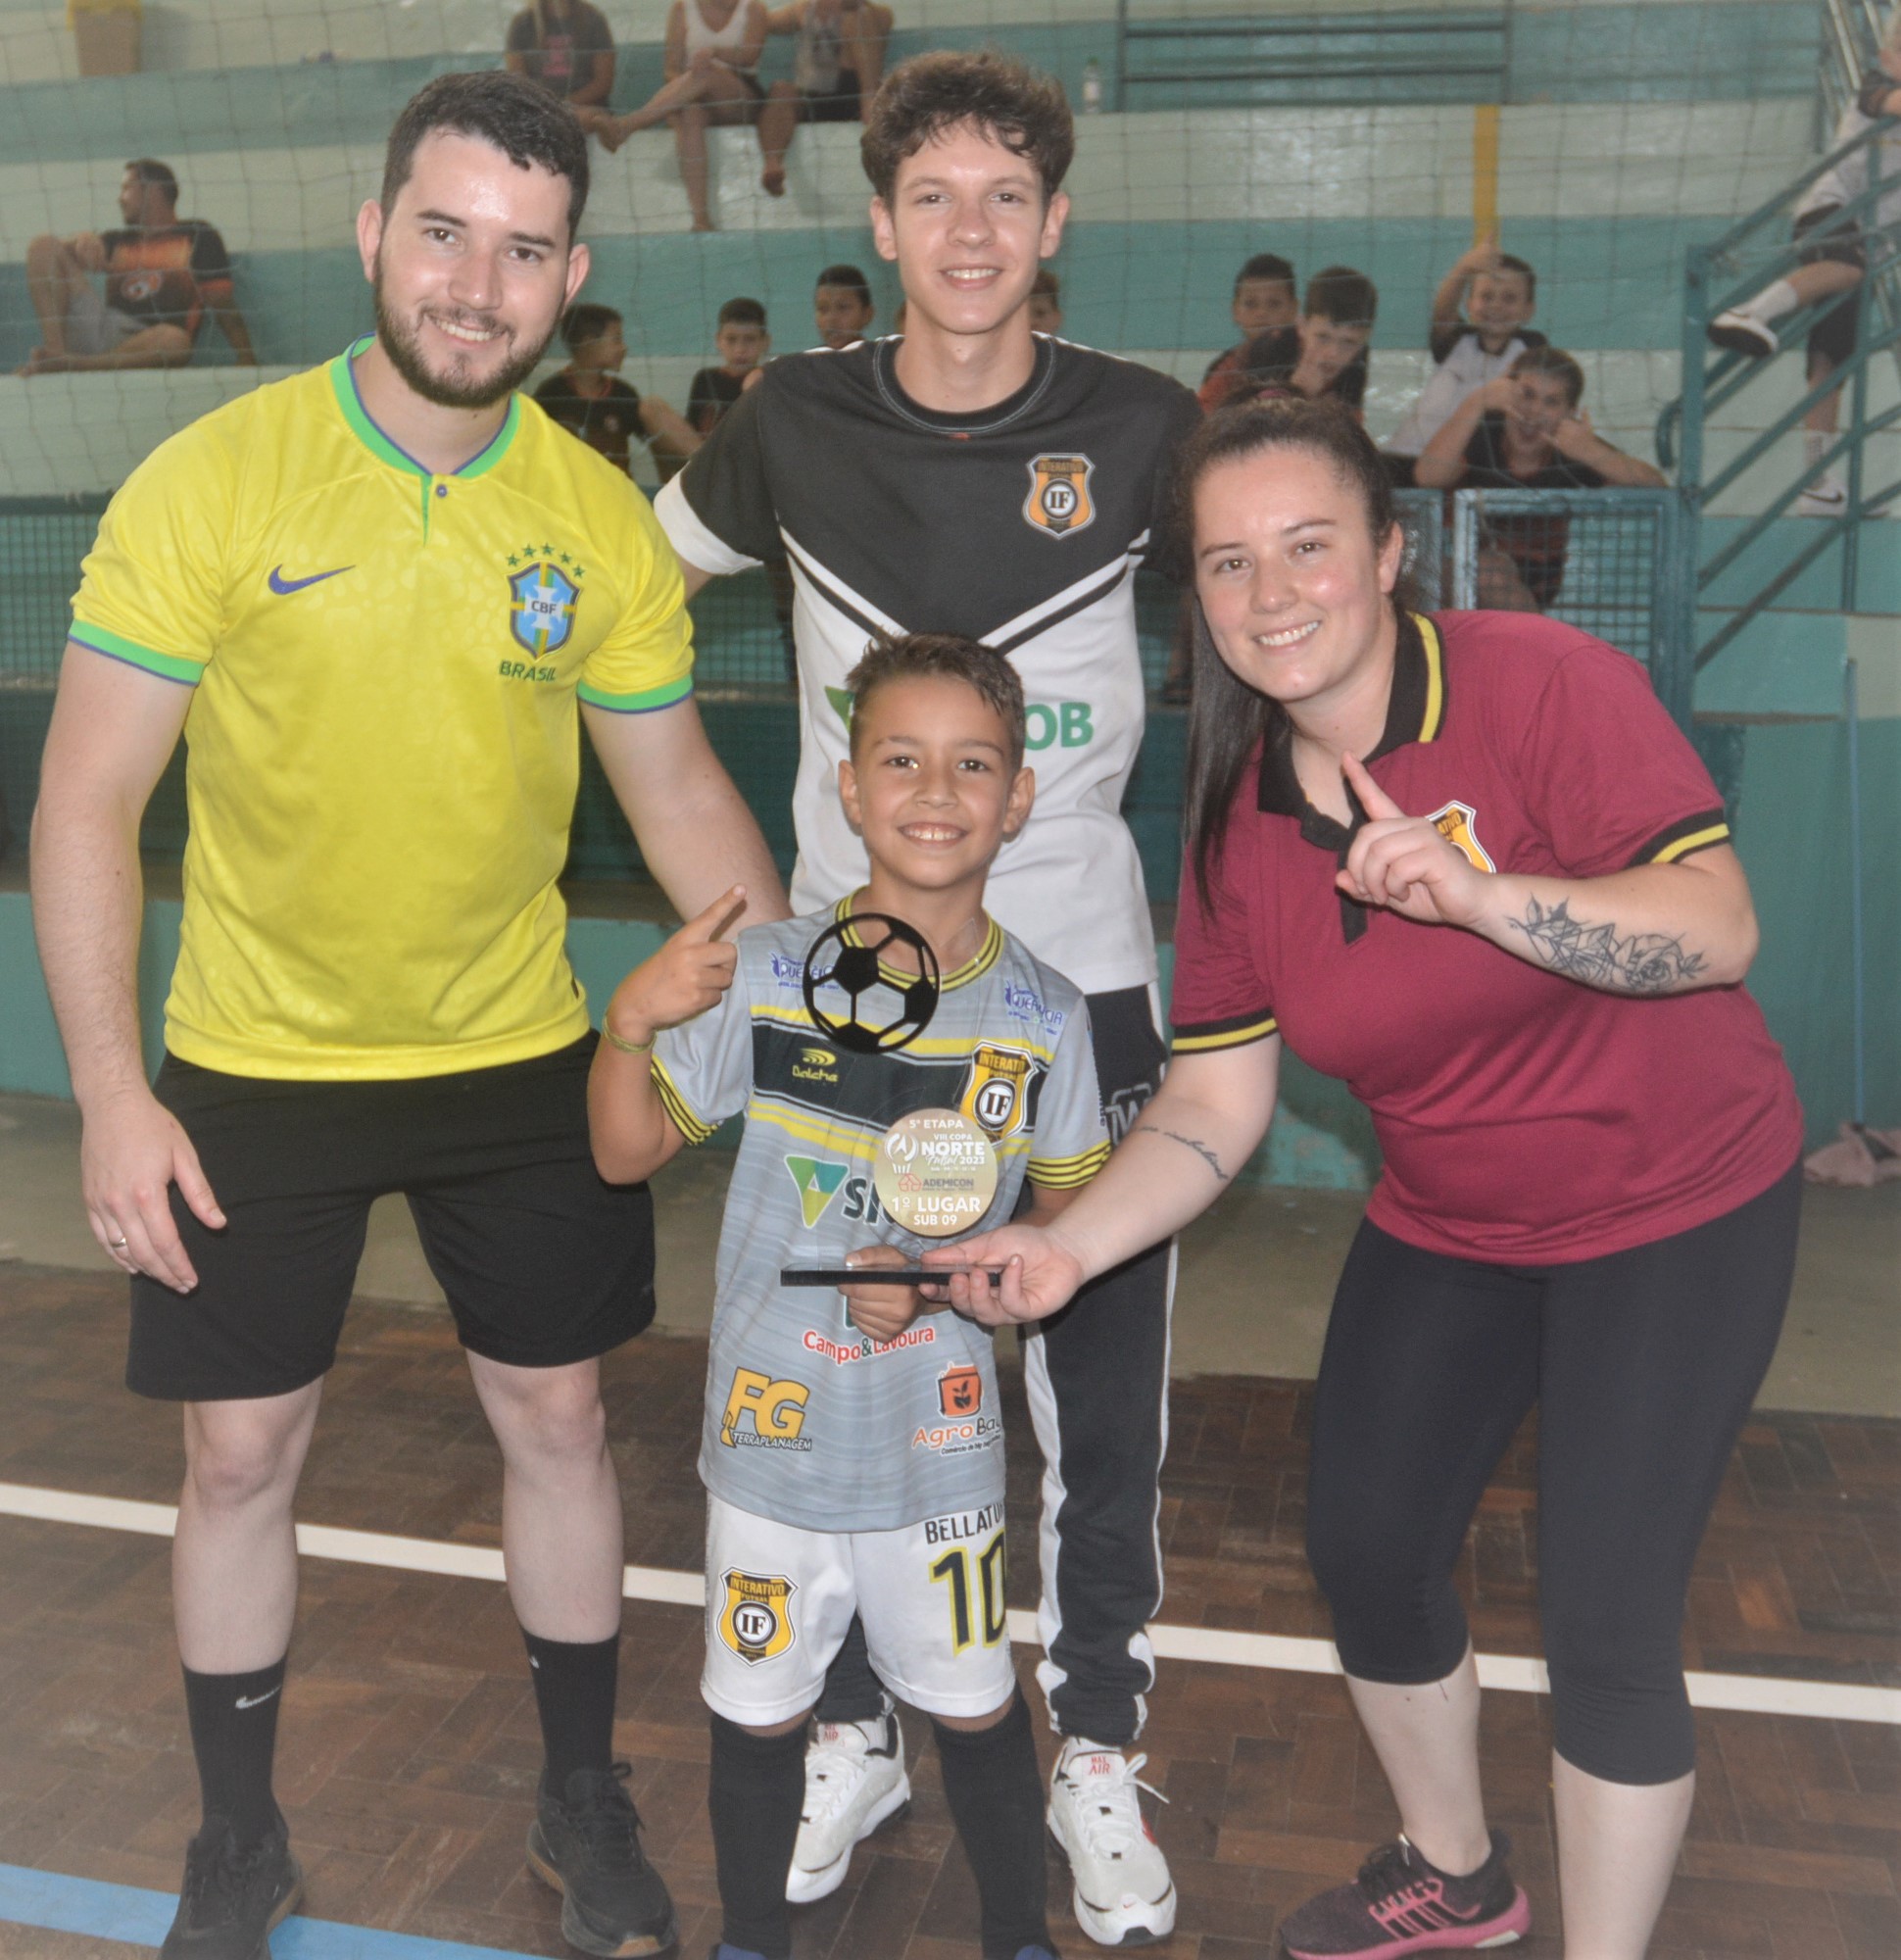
[600,1023,656,1055]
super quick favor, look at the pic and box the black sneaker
[160,1811,302,1960]
[1278,1830,1529,1957]
[528,1762,679,1958]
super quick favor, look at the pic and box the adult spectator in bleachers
[1383,238,1543,487]
[1209,265,1376,420]
[1196,251,1297,411]
[534,303,702,476]
[1704,14,1901,517]
[603,0,771,231]
[688,296,770,432]
[755,0,895,196]
[20,160,255,376]
[1416,346,1665,611]
[32,70,785,1960]
[505,0,620,143]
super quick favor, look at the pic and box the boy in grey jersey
[590,635,1105,1960]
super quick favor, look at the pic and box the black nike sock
[707,1713,805,1960]
[522,1631,619,1794]
[181,1659,286,1850]
[932,1693,1051,1959]
[811,1614,886,1724]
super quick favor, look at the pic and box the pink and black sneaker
[1278,1830,1530,1957]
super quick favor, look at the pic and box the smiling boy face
[840,672,1033,898]
[1469,270,1535,346]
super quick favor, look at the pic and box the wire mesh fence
[0,485,1694,884]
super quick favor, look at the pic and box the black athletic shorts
[1794,203,1866,367]
[796,74,864,122]
[126,1034,656,1401]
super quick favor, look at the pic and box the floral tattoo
[1508,897,1707,994]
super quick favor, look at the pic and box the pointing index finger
[1341,753,1405,821]
[681,884,748,944]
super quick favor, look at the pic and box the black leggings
[1306,1160,1801,1786]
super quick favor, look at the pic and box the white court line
[5,1480,1895,1729]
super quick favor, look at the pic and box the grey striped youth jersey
[653,904,1110,1533]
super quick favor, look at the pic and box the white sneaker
[1708,309,1779,358]
[1047,1739,1176,1946]
[785,1707,909,1903]
[1796,473,1849,517]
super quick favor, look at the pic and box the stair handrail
[1659,103,1898,676]
[1823,0,1886,126]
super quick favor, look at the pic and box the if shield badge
[1023,454,1096,537]
[716,1569,798,1664]
[1425,800,1496,873]
[509,562,579,658]
[959,1043,1039,1140]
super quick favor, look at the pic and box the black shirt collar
[1254,612,1446,942]
[871,334,1057,437]
[1256,612,1444,818]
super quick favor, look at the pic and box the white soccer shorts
[701,1494,1018,1726]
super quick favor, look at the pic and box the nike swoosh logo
[268,564,352,595]
[234,1686,281,1710]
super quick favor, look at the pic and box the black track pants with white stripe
[814,986,1173,1746]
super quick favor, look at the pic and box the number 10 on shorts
[931,1532,1008,1652]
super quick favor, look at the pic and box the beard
[372,271,555,412]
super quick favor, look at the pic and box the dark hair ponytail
[1168,398,1411,907]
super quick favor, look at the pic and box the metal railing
[1823,0,1887,128]
[1656,112,1901,673]
[1394,486,1690,721]
[1112,2,1508,109]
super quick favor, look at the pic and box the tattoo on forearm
[1133,1122,1232,1182]
[1507,897,1707,994]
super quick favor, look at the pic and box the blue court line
[0,1861,544,1960]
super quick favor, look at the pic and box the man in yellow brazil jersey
[30,71,785,1960]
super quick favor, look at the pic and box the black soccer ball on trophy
[803,912,941,1054]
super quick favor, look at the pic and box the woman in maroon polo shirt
[935,400,1804,1959]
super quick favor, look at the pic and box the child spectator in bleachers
[22,159,255,375]
[814,264,876,349]
[1704,17,1901,516]
[1196,253,1298,410]
[1415,346,1665,610]
[1210,266,1376,419]
[1382,238,1543,486]
[757,0,896,195]
[534,304,701,477]
[1027,268,1063,334]
[688,298,770,434]
[504,0,620,143]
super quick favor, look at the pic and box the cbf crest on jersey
[717,1568,798,1664]
[1425,800,1496,873]
[960,1043,1039,1140]
[1023,454,1096,537]
[508,561,580,658]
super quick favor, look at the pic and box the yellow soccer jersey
[71,340,696,1080]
